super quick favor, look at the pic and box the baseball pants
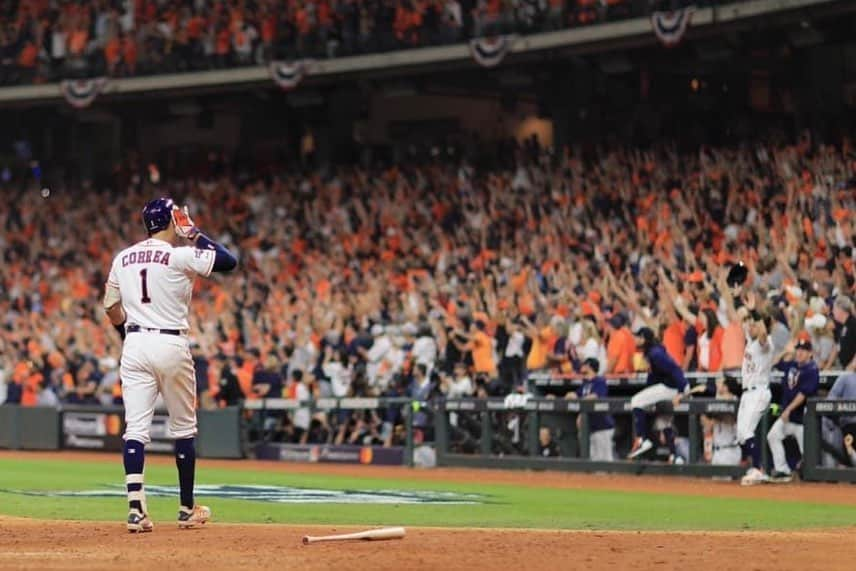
[630,383,678,409]
[711,445,741,465]
[121,332,197,445]
[736,387,771,444]
[766,418,804,474]
[589,429,615,461]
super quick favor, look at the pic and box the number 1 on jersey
[140,268,151,304]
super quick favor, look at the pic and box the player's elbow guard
[213,250,238,273]
[197,233,237,273]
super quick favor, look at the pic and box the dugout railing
[3,395,855,482]
[527,371,848,397]
[243,397,418,467]
[434,397,749,478]
[432,396,856,482]
[803,399,856,484]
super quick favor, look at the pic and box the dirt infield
[2,451,856,570]
[1,516,855,571]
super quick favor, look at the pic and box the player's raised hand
[172,205,199,240]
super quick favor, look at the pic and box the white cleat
[740,468,770,486]
[177,505,211,529]
[628,439,653,460]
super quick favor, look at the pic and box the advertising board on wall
[254,443,404,466]
[62,410,174,453]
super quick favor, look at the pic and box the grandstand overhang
[0,0,852,107]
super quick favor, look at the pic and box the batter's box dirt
[0,517,854,571]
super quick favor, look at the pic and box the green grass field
[1,457,854,531]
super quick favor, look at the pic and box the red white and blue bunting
[60,77,108,108]
[469,35,516,68]
[651,6,696,48]
[269,60,312,91]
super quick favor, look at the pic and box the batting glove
[172,205,199,240]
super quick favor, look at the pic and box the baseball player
[566,357,615,461]
[103,198,237,533]
[737,309,775,486]
[627,327,688,460]
[766,339,820,482]
[699,377,741,466]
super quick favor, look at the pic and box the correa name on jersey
[121,249,171,267]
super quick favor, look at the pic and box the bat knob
[302,536,310,545]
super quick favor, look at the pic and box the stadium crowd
[0,0,696,84]
[0,133,855,450]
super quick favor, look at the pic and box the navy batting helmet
[142,197,175,234]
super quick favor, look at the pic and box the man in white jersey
[103,197,237,532]
[702,377,741,466]
[737,308,774,486]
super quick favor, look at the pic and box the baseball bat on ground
[302,526,406,545]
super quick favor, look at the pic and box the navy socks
[741,437,762,469]
[632,408,648,440]
[123,439,146,513]
[124,437,196,513]
[175,437,196,510]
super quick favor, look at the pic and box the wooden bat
[302,527,406,545]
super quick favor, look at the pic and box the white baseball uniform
[767,416,805,473]
[736,335,773,444]
[105,238,215,445]
[630,383,679,409]
[711,418,741,465]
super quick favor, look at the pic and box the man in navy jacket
[627,327,688,460]
[767,339,820,482]
[566,358,615,461]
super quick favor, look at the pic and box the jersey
[713,416,738,448]
[644,344,688,392]
[107,238,215,331]
[577,376,614,431]
[710,416,741,465]
[775,359,820,424]
[741,336,774,389]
